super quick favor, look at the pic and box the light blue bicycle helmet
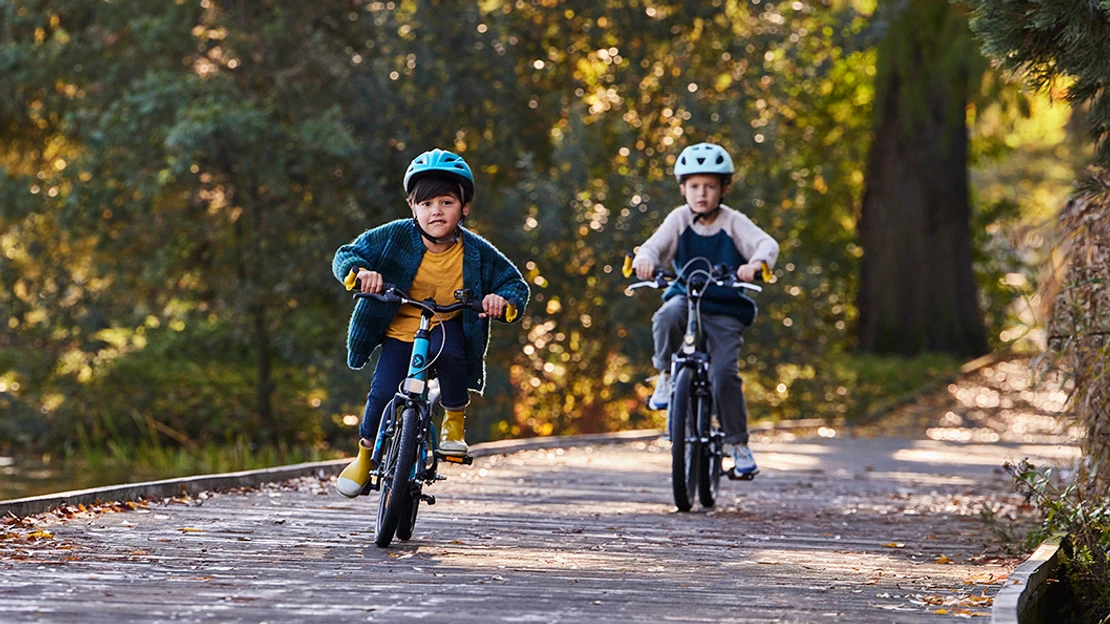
[403,148,475,204]
[673,142,735,182]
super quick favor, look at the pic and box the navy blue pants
[359,317,469,440]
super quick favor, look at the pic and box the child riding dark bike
[331,148,529,498]
[631,142,779,478]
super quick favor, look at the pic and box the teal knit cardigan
[332,219,530,393]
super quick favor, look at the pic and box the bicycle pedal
[420,494,436,505]
[434,451,473,465]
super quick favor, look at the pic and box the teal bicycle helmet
[674,142,734,182]
[403,149,475,204]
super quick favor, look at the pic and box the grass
[0,441,344,501]
[744,351,961,424]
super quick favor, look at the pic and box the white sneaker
[729,444,759,478]
[647,372,670,410]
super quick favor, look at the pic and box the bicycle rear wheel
[374,406,420,547]
[669,367,700,511]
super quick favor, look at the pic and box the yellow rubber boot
[440,409,468,456]
[335,438,375,498]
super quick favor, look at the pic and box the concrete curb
[991,533,1066,624]
[0,429,663,519]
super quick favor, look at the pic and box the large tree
[857,0,988,357]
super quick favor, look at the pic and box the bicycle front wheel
[374,406,421,547]
[669,367,700,511]
[396,494,420,542]
[698,429,723,508]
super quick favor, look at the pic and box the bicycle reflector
[622,253,634,278]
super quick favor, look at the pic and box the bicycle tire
[698,418,722,508]
[374,406,420,547]
[397,443,425,541]
[396,495,420,541]
[374,427,400,544]
[670,367,700,511]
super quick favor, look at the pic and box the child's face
[681,174,727,214]
[410,193,469,239]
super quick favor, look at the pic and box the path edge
[991,532,1067,624]
[0,429,663,519]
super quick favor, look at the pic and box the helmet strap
[412,217,461,246]
[690,205,721,223]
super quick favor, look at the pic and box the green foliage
[0,1,1077,470]
[1008,459,1110,622]
[744,351,958,422]
[965,0,1110,169]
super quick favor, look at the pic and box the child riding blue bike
[631,142,779,479]
[331,148,529,498]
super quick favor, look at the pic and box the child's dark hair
[407,174,471,206]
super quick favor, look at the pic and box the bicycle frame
[624,255,766,508]
[368,310,442,491]
[351,285,514,545]
[669,277,715,446]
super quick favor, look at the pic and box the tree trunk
[857,0,987,357]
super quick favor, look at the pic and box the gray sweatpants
[652,296,749,445]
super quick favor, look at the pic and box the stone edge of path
[0,429,664,519]
[990,533,1066,624]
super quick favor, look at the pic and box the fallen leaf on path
[883,542,906,549]
[963,572,1007,585]
[178,527,205,533]
[935,555,952,564]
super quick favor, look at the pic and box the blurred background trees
[0,0,1087,473]
[965,2,1110,614]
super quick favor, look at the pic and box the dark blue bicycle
[353,286,516,547]
[624,255,767,511]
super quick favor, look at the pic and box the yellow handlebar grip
[343,268,360,291]
[622,254,634,279]
[504,303,519,323]
[761,262,774,283]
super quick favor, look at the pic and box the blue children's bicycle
[353,286,516,547]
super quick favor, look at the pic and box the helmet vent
[715,155,724,164]
[696,157,705,165]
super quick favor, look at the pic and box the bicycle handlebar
[621,254,767,293]
[353,284,518,323]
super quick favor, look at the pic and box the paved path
[0,436,1077,623]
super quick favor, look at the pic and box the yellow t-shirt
[385,240,465,341]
